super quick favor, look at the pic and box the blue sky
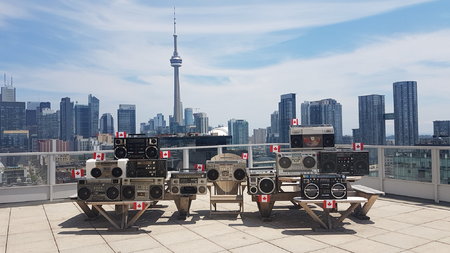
[1,0,450,135]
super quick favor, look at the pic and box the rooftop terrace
[2,194,450,253]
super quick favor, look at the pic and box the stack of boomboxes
[77,135,167,202]
[274,125,370,200]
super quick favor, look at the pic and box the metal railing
[1,143,450,204]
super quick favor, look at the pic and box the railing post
[378,147,385,192]
[217,147,223,155]
[48,140,56,201]
[183,149,189,169]
[248,145,254,168]
[431,148,440,203]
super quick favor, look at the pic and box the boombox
[126,159,167,178]
[275,151,318,176]
[170,171,207,195]
[77,178,121,201]
[86,159,128,179]
[318,150,369,176]
[290,125,335,149]
[301,174,347,200]
[121,178,165,201]
[205,160,247,182]
[114,137,159,159]
[246,167,277,195]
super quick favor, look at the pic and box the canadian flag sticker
[270,145,280,153]
[115,131,127,138]
[241,153,248,160]
[258,195,270,203]
[160,150,171,159]
[352,142,364,151]
[291,118,299,126]
[93,152,105,161]
[195,164,205,171]
[132,202,147,210]
[323,200,337,209]
[71,169,85,179]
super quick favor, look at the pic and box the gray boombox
[276,151,319,177]
[205,160,247,182]
[77,178,121,201]
[169,171,207,195]
[121,178,165,201]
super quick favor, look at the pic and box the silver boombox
[276,151,319,177]
[170,171,207,195]
[246,167,277,195]
[86,158,128,179]
[205,160,247,182]
[121,178,165,201]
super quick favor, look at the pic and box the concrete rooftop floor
[1,194,450,253]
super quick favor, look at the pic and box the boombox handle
[126,134,147,138]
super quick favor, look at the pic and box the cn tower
[170,8,183,125]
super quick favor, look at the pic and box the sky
[1,0,450,135]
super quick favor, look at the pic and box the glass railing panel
[251,145,277,168]
[0,155,48,187]
[384,148,432,182]
[366,148,379,177]
[55,153,106,184]
[439,150,450,184]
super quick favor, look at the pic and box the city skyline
[2,1,450,134]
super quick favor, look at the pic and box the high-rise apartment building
[194,112,209,134]
[185,108,194,126]
[434,120,450,137]
[88,94,99,137]
[228,119,249,144]
[301,99,343,143]
[99,113,114,135]
[60,97,74,141]
[0,102,25,136]
[75,104,90,138]
[252,128,267,144]
[393,81,418,146]
[38,108,59,139]
[267,111,279,143]
[1,85,16,102]
[117,104,136,134]
[278,93,296,143]
[358,95,386,145]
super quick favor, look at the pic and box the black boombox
[170,171,207,195]
[121,178,165,201]
[318,150,370,176]
[126,159,167,178]
[301,174,347,200]
[77,178,121,201]
[246,167,277,195]
[114,136,159,159]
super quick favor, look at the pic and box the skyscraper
[117,104,136,134]
[88,94,99,137]
[170,9,183,125]
[434,120,450,137]
[194,112,208,134]
[38,108,59,139]
[301,99,343,143]
[267,111,279,143]
[393,81,419,146]
[228,119,249,144]
[1,75,16,102]
[184,108,194,126]
[278,93,296,143]
[358,95,386,145]
[59,97,74,141]
[0,102,25,134]
[75,104,90,138]
[100,113,114,135]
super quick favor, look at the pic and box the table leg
[299,202,328,229]
[128,205,150,227]
[257,202,275,218]
[76,200,98,218]
[92,205,120,230]
[337,203,361,224]
[120,205,129,229]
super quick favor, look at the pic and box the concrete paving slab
[387,211,441,225]
[54,233,107,251]
[132,246,173,253]
[188,222,238,238]
[270,235,329,252]
[6,238,58,253]
[422,220,450,232]
[240,225,287,241]
[165,237,225,253]
[7,230,54,245]
[108,234,162,252]
[207,230,262,249]
[410,241,450,253]
[305,233,362,245]
[437,236,450,245]
[230,241,290,253]
[309,246,352,253]
[59,242,114,253]
[371,217,415,231]
[152,227,203,245]
[337,238,402,253]
[397,225,450,240]
[370,231,430,249]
